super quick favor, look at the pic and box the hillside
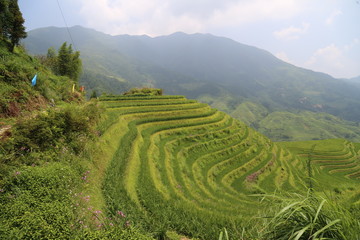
[22,26,360,141]
[2,68,360,239]
[0,40,153,239]
[95,94,360,239]
[0,40,78,118]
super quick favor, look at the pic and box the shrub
[123,87,163,96]
[0,163,79,239]
[7,102,102,154]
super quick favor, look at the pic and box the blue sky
[18,0,360,79]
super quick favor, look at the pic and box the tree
[68,46,82,81]
[90,90,97,99]
[0,0,10,40]
[0,0,27,51]
[55,42,82,81]
[57,42,72,76]
[43,47,58,71]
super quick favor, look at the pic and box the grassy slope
[0,40,80,119]
[0,42,153,239]
[279,139,360,204]
[198,94,360,142]
[96,95,360,239]
[258,111,360,142]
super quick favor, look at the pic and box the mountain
[349,76,360,82]
[22,26,360,141]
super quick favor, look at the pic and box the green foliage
[2,102,102,155]
[0,40,79,117]
[0,31,151,239]
[90,90,97,99]
[0,0,26,51]
[38,42,82,82]
[56,42,82,81]
[123,87,163,96]
[0,162,79,239]
[218,228,229,240]
[257,111,360,142]
[262,193,360,240]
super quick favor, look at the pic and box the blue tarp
[31,74,37,86]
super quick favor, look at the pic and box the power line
[56,0,77,51]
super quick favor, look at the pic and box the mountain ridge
[22,26,360,141]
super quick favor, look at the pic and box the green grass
[261,192,360,240]
[96,95,360,239]
[279,139,360,204]
[3,90,360,239]
[98,95,316,239]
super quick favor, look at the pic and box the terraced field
[97,95,312,238]
[279,139,360,201]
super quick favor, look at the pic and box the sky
[18,0,360,79]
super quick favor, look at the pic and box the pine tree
[57,42,72,76]
[0,0,10,40]
[56,42,82,81]
[7,0,27,51]
[45,47,58,72]
[69,50,82,81]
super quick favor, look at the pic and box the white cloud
[325,10,342,25]
[305,44,344,69]
[273,22,309,40]
[208,0,304,28]
[304,43,360,78]
[78,0,307,36]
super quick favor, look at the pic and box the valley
[23,26,360,142]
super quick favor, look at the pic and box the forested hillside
[23,26,360,141]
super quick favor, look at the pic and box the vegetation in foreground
[0,29,152,238]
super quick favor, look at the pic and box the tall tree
[0,0,27,51]
[0,0,10,39]
[57,42,72,76]
[69,50,82,81]
[56,42,82,81]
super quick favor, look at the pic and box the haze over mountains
[23,26,360,141]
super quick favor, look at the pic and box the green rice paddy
[98,95,360,238]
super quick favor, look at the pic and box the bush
[6,102,102,154]
[0,163,79,239]
[123,87,163,96]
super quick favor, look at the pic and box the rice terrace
[96,94,360,239]
[2,1,360,238]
